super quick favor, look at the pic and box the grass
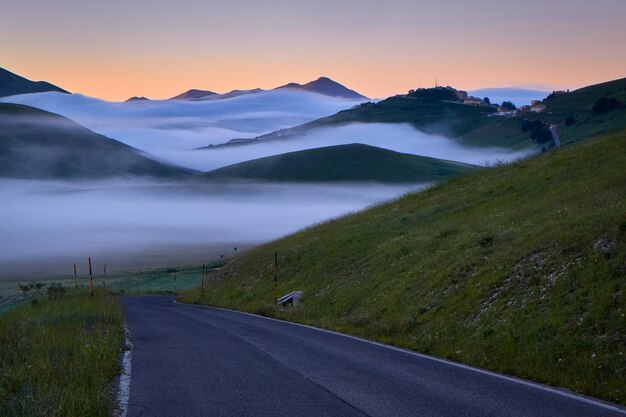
[179,128,626,405]
[200,144,476,183]
[524,77,626,146]
[0,289,125,417]
[106,264,221,295]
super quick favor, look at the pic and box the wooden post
[103,263,107,287]
[73,262,78,289]
[201,264,205,294]
[174,273,177,292]
[88,257,94,297]
[274,251,278,306]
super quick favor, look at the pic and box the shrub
[501,101,517,111]
[565,115,576,126]
[592,97,621,115]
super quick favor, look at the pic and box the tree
[501,101,517,111]
[592,97,621,115]
[564,115,576,126]
[483,97,491,105]
[521,119,551,143]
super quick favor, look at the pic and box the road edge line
[114,323,133,417]
[173,299,626,415]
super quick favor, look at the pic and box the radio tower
[435,77,438,88]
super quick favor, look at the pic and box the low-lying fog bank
[0,90,364,169]
[197,123,535,171]
[0,179,424,277]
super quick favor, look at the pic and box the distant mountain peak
[125,96,150,102]
[169,89,219,101]
[0,67,69,98]
[275,76,368,100]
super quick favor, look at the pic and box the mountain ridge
[0,103,193,179]
[0,67,69,98]
[168,77,368,101]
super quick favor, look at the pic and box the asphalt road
[120,296,626,417]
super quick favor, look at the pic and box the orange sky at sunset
[2,0,625,101]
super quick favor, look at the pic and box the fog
[0,179,423,275]
[0,90,364,166]
[195,123,534,171]
[1,91,533,173]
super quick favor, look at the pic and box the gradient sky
[2,0,625,101]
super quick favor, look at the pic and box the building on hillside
[518,105,531,112]
[455,90,469,101]
[530,103,546,113]
[463,96,485,106]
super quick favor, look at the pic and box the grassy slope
[199,144,476,183]
[257,97,532,149]
[0,290,124,416]
[0,103,192,179]
[515,77,626,146]
[180,129,626,404]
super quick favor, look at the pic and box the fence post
[274,251,278,306]
[73,262,78,289]
[88,257,94,297]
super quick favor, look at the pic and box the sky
[2,0,625,101]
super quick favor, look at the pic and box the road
[550,124,562,148]
[120,296,625,417]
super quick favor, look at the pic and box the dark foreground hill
[199,144,475,183]
[182,129,626,405]
[0,67,69,98]
[0,103,192,179]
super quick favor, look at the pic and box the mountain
[0,67,69,98]
[208,77,626,152]
[0,103,192,179]
[199,144,476,183]
[170,77,367,102]
[169,89,219,100]
[219,88,264,100]
[276,77,368,100]
[245,88,531,150]
[181,127,626,406]
[125,96,150,102]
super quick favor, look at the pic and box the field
[180,129,626,405]
[0,289,124,417]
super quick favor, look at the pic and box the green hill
[530,77,626,145]
[208,77,626,154]
[181,129,626,405]
[0,103,192,179]
[252,96,531,150]
[199,144,476,183]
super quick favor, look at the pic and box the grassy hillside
[199,144,476,183]
[0,103,192,179]
[537,77,626,145]
[181,129,626,405]
[0,289,124,416]
[255,97,532,149]
[215,77,626,154]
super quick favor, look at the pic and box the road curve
[120,296,625,417]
